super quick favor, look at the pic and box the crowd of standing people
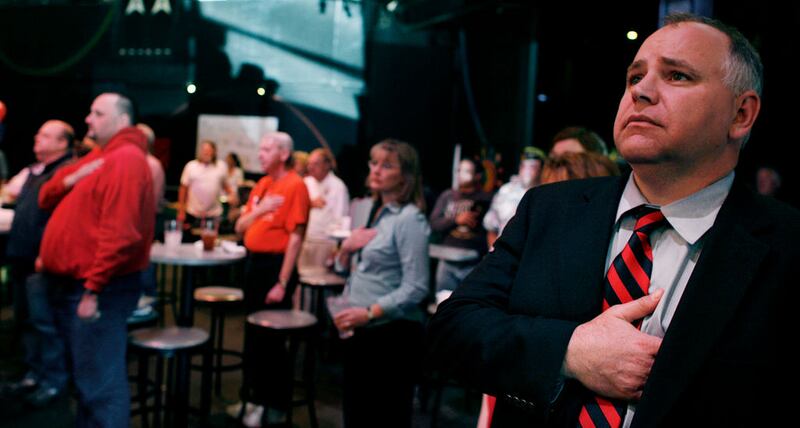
[0,11,797,428]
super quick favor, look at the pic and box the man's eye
[670,71,691,81]
[628,75,643,85]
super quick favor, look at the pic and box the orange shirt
[243,170,310,254]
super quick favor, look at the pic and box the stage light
[257,87,266,96]
[627,30,638,41]
[186,83,197,94]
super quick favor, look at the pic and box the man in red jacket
[38,92,155,427]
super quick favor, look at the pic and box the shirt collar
[382,201,403,214]
[616,171,734,245]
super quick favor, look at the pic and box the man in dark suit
[427,13,800,428]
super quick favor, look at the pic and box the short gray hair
[664,13,763,97]
[263,131,294,165]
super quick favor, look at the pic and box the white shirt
[304,172,350,240]
[483,175,529,235]
[226,167,244,193]
[180,159,228,217]
[617,172,734,427]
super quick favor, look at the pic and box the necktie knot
[632,205,667,234]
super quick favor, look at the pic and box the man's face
[34,121,68,162]
[457,160,475,186]
[518,158,542,188]
[307,152,330,181]
[85,93,126,145]
[613,23,739,172]
[756,168,779,196]
[258,137,285,173]
[198,142,215,163]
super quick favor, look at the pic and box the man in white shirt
[304,148,350,239]
[483,147,544,247]
[298,148,350,275]
[177,140,237,228]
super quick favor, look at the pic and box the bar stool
[191,285,244,396]
[298,272,346,322]
[129,326,211,428]
[240,310,319,428]
[127,308,159,421]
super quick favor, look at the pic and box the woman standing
[333,139,430,428]
[225,152,245,193]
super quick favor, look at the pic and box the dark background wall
[0,0,796,206]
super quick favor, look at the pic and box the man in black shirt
[1,120,74,406]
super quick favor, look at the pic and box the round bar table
[150,242,246,327]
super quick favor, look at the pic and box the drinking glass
[164,219,183,248]
[201,218,218,251]
[326,295,355,339]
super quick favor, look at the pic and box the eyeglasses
[368,160,399,171]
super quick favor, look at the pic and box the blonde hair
[293,150,309,172]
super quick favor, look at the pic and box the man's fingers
[82,158,104,173]
[609,288,664,323]
[638,333,663,355]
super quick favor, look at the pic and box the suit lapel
[557,176,627,319]
[632,180,770,427]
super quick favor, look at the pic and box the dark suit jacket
[427,174,800,427]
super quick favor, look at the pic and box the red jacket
[39,127,155,292]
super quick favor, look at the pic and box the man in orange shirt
[233,131,309,424]
[235,131,309,309]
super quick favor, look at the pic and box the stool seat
[191,286,244,398]
[299,272,346,287]
[193,286,244,303]
[247,309,317,330]
[130,326,209,352]
[128,326,211,427]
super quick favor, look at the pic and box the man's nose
[631,76,658,105]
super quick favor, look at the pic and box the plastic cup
[326,295,355,339]
[164,220,183,248]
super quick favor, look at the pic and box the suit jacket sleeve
[427,188,579,411]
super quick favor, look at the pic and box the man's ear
[729,90,760,142]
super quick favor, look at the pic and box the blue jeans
[139,263,157,297]
[51,272,141,428]
[22,273,68,391]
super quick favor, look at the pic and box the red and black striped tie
[577,206,667,428]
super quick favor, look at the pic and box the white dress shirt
[304,172,350,240]
[614,172,734,427]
